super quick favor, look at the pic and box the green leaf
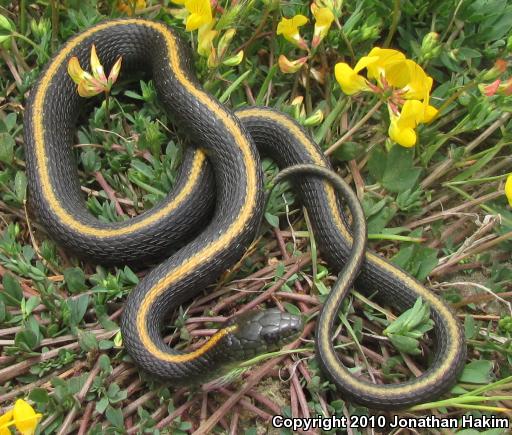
[331,141,365,162]
[0,133,15,164]
[24,296,40,316]
[99,340,113,350]
[283,303,301,316]
[218,69,251,104]
[28,388,50,404]
[124,90,143,100]
[78,330,97,351]
[367,146,387,181]
[81,149,101,173]
[366,203,397,234]
[0,15,13,44]
[3,113,17,132]
[64,267,88,293]
[96,397,109,414]
[105,405,124,428]
[0,15,13,31]
[99,354,112,372]
[14,171,28,203]
[1,273,23,306]
[67,294,89,326]
[464,315,475,339]
[459,360,493,384]
[387,334,421,355]
[122,266,139,285]
[265,212,279,228]
[0,300,5,323]
[391,235,438,281]
[15,329,40,352]
[381,147,422,193]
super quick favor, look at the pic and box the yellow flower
[12,400,42,435]
[276,15,309,50]
[278,55,308,74]
[363,47,406,83]
[385,59,432,100]
[197,21,217,57]
[116,0,146,15]
[334,46,438,146]
[505,174,512,207]
[184,0,213,32]
[388,99,427,147]
[334,56,376,94]
[421,91,438,123]
[336,48,428,97]
[0,410,13,435]
[67,44,122,98]
[311,4,334,48]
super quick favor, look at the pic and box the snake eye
[260,309,303,345]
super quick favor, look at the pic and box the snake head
[225,308,303,361]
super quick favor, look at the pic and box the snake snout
[259,308,303,345]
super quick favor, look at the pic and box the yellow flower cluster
[276,3,335,73]
[335,48,437,147]
[172,0,242,68]
[0,400,42,435]
[68,44,122,98]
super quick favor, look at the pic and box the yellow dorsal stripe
[33,20,206,238]
[125,22,258,362]
[239,108,461,394]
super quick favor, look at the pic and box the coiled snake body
[24,19,466,409]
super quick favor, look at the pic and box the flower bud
[420,32,441,61]
[278,55,308,74]
[207,48,219,69]
[303,109,324,126]
[218,29,236,59]
[479,79,501,97]
[291,96,304,106]
[500,78,512,96]
[29,18,50,40]
[360,22,380,41]
[222,50,244,66]
[482,59,508,81]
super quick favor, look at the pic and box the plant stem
[432,79,479,121]
[447,184,512,227]
[104,91,111,130]
[334,19,355,62]
[50,0,59,52]
[19,0,27,34]
[11,32,41,51]
[325,100,382,156]
[305,61,313,116]
[421,112,511,188]
[368,234,425,242]
[384,0,401,48]
[443,173,510,186]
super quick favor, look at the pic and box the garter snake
[23,18,466,409]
